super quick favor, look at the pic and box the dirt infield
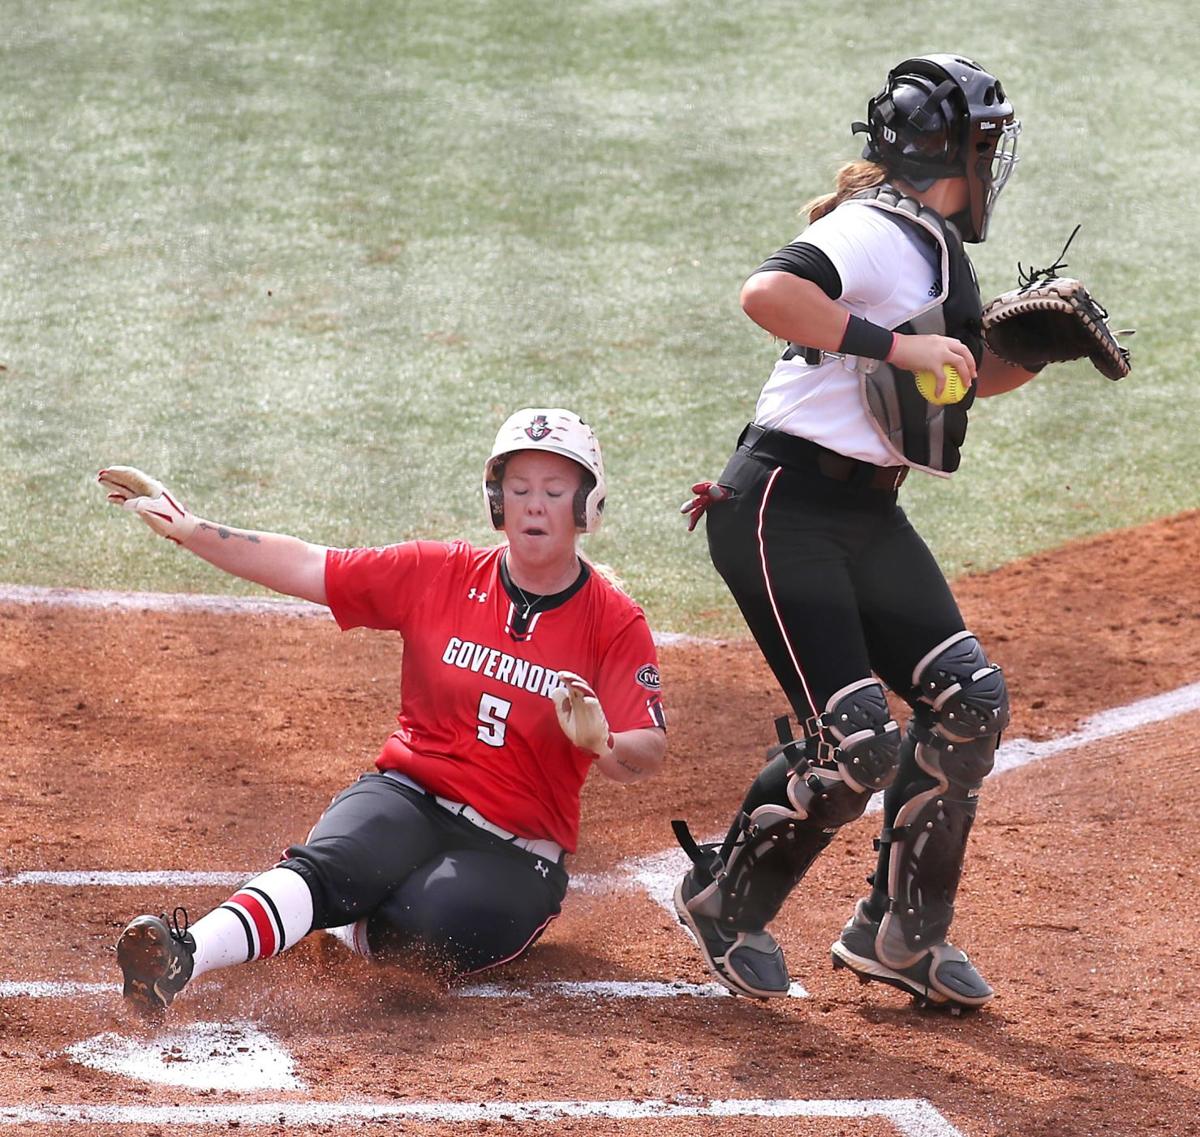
[2,512,1199,1135]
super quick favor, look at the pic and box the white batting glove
[551,670,614,758]
[97,466,199,546]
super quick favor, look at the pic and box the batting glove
[97,466,199,546]
[679,480,732,532]
[551,670,614,758]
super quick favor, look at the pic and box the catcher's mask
[483,408,606,533]
[853,54,1019,242]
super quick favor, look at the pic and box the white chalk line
[0,982,114,999]
[66,1021,305,1092]
[0,582,717,646]
[5,677,1198,920]
[0,868,610,893]
[0,583,326,618]
[986,679,1200,778]
[0,870,252,888]
[0,978,805,1001]
[457,978,810,999]
[0,1097,965,1135]
[857,677,1200,814]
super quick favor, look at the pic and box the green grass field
[3,0,1196,636]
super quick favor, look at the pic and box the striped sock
[189,867,315,979]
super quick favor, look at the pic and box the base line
[866,678,1200,814]
[0,583,714,646]
[0,1097,964,1135]
[0,978,807,1001]
[4,681,1196,920]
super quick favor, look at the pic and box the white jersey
[753,201,941,466]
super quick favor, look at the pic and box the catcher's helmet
[853,54,1019,242]
[483,408,606,533]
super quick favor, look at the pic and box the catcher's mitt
[981,227,1132,381]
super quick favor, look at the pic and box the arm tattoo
[198,521,260,544]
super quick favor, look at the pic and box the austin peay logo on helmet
[524,415,552,442]
[635,664,661,690]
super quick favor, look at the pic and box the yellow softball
[914,364,968,406]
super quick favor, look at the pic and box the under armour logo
[166,958,182,979]
[535,861,549,878]
[467,588,488,603]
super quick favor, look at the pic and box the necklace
[508,578,546,621]
[502,552,583,623]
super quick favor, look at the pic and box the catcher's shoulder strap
[843,186,984,475]
[848,186,954,316]
[782,186,951,367]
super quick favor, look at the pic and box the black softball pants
[280,773,569,976]
[705,430,966,720]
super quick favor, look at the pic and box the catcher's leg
[832,632,1009,1011]
[675,680,900,998]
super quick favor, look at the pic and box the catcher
[99,408,667,1017]
[672,54,1130,1013]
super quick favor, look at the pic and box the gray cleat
[673,869,790,999]
[830,899,993,1013]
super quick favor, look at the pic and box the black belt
[738,423,908,492]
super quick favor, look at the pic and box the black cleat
[117,908,195,1017]
[830,899,993,1013]
[673,869,790,999]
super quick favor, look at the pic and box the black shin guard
[874,633,1009,968]
[680,757,873,932]
[675,687,900,934]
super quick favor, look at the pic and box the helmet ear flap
[573,472,598,531]
[484,457,506,530]
[486,482,505,529]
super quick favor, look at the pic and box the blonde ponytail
[801,160,889,223]
[586,559,629,595]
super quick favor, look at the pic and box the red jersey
[324,541,665,852]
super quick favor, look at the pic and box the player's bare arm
[974,345,1041,397]
[741,271,977,382]
[187,522,328,606]
[98,466,328,606]
[595,726,666,785]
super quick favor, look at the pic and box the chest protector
[849,186,983,476]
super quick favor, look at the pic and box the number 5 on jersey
[477,693,512,747]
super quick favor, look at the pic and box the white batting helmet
[483,408,606,533]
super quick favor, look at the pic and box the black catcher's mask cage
[853,53,1019,242]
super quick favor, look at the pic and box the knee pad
[818,678,903,793]
[915,630,1010,754]
[877,633,1008,966]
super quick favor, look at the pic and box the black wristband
[838,315,895,360]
